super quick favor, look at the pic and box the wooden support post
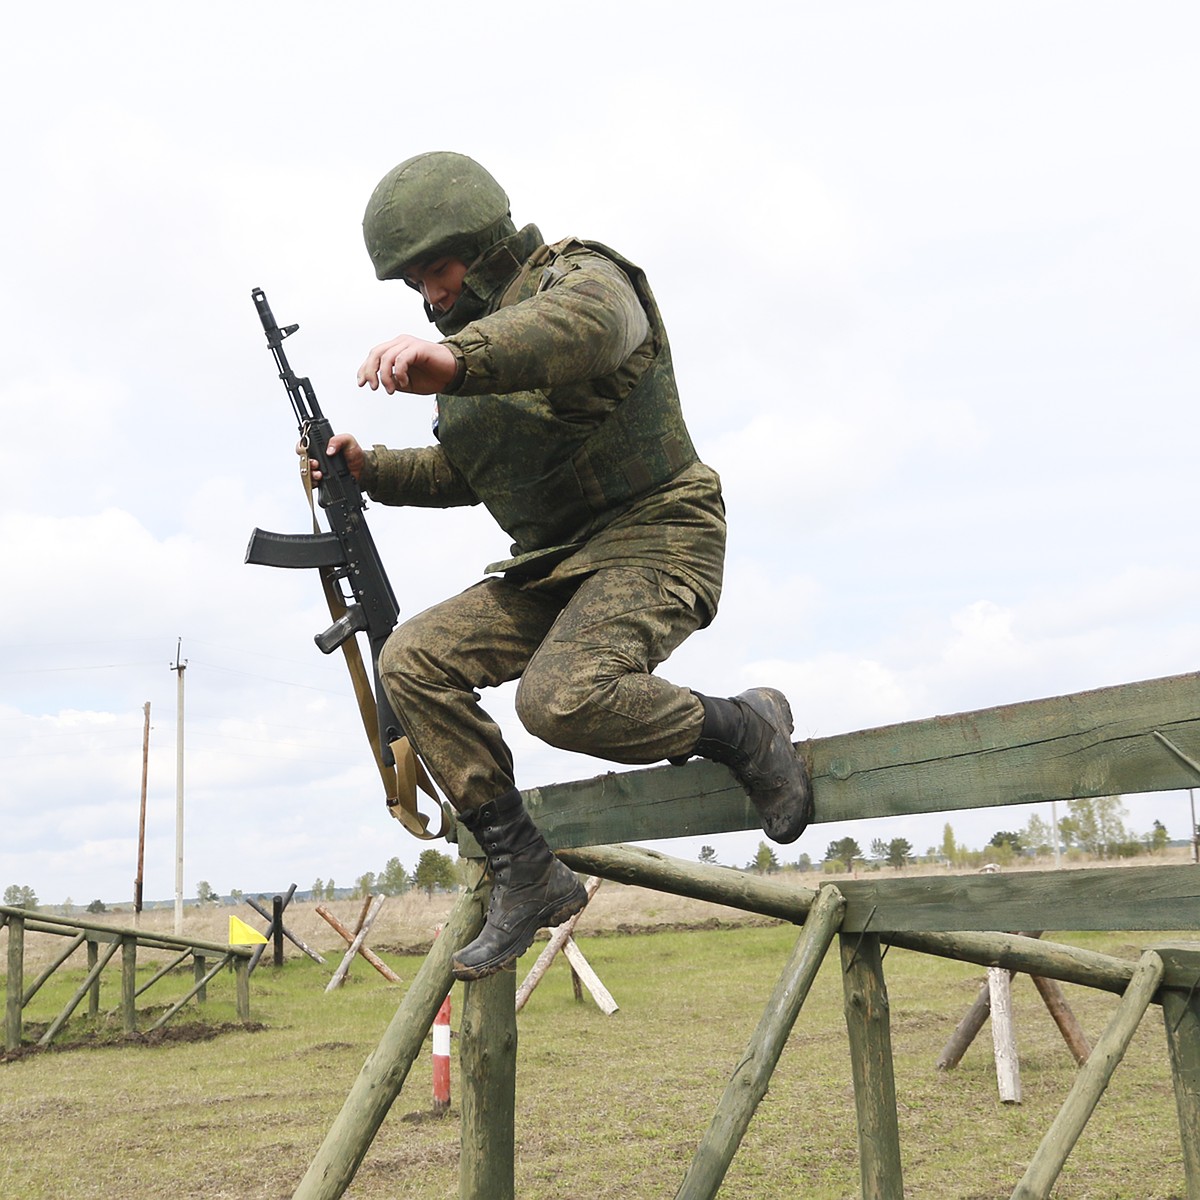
[515,876,602,1013]
[194,953,207,1003]
[988,967,1022,1104]
[937,973,1002,1071]
[41,938,121,1046]
[325,895,387,992]
[1029,974,1091,1065]
[560,939,618,1015]
[273,895,285,968]
[234,955,251,1022]
[675,885,845,1200]
[291,884,485,1200]
[23,931,86,1006]
[1012,951,1165,1200]
[135,947,193,997]
[841,932,904,1200]
[1157,944,1200,1199]
[121,936,138,1034]
[247,883,303,973]
[147,954,230,1032]
[315,904,400,983]
[87,939,100,1017]
[460,969,518,1200]
[5,912,23,1051]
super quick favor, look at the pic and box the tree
[749,842,779,875]
[196,881,218,905]
[86,899,107,913]
[325,879,337,899]
[885,837,913,870]
[940,823,958,863]
[795,852,812,872]
[413,849,458,897]
[1023,813,1053,856]
[824,837,863,870]
[869,838,889,861]
[354,872,377,898]
[989,831,1024,855]
[311,877,325,900]
[698,845,718,864]
[1067,796,1129,859]
[3,884,38,909]
[1147,820,1169,854]
[378,857,411,896]
[229,888,244,903]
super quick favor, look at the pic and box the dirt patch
[1,1019,265,1062]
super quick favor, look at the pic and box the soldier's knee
[515,667,593,752]
[378,627,429,706]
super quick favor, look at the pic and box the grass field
[0,899,1191,1199]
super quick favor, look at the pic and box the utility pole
[171,641,187,936]
[1191,788,1198,864]
[134,701,150,924]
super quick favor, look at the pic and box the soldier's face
[404,257,469,314]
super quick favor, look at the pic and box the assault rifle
[245,288,440,837]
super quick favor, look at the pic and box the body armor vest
[435,239,697,566]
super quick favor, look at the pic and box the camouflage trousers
[378,565,707,812]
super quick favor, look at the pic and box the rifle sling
[301,454,446,841]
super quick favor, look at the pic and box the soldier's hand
[357,335,458,395]
[296,433,365,481]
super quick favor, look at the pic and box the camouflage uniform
[360,223,726,811]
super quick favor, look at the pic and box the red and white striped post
[432,991,452,1111]
[432,924,451,1112]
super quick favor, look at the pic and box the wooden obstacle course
[2,906,253,1050]
[289,669,1200,1199]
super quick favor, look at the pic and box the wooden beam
[524,672,1200,847]
[1156,943,1200,1199]
[837,864,1200,933]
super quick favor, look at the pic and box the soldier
[311,151,812,981]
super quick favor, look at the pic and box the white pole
[171,641,187,936]
[1050,801,1062,869]
[1191,788,1198,864]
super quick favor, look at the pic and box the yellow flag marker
[229,915,268,945]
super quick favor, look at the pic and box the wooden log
[40,937,121,1046]
[22,931,86,1006]
[234,955,251,1022]
[841,931,904,1200]
[315,904,400,983]
[247,884,300,973]
[1156,943,1200,1199]
[147,954,231,1032]
[325,896,386,992]
[291,884,485,1200]
[460,969,518,1200]
[936,975,998,1071]
[245,890,324,963]
[1029,974,1091,1065]
[135,947,194,998]
[988,967,1022,1104]
[560,939,618,1015]
[1012,951,1165,1200]
[121,937,138,1034]
[675,886,844,1200]
[5,912,23,1051]
[194,953,208,1003]
[86,940,100,1017]
[514,876,602,1013]
[560,843,1143,995]
[527,672,1200,846]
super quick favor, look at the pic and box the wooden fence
[288,669,1200,1199]
[2,907,253,1051]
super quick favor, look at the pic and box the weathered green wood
[5,913,23,1051]
[121,937,138,1034]
[135,946,194,998]
[22,932,86,1005]
[1157,943,1200,1199]
[561,844,1147,994]
[526,672,1200,846]
[838,863,1200,933]
[841,933,904,1200]
[86,940,100,1017]
[675,886,845,1200]
[234,956,251,1021]
[1011,951,1165,1200]
[194,953,208,1003]
[460,969,517,1200]
[40,937,121,1046]
[292,884,485,1200]
[147,953,229,1033]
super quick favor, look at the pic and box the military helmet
[363,151,512,281]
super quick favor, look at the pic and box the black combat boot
[453,788,589,981]
[691,688,813,844]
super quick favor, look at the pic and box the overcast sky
[2,3,1197,908]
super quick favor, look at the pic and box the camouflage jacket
[362,224,725,620]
